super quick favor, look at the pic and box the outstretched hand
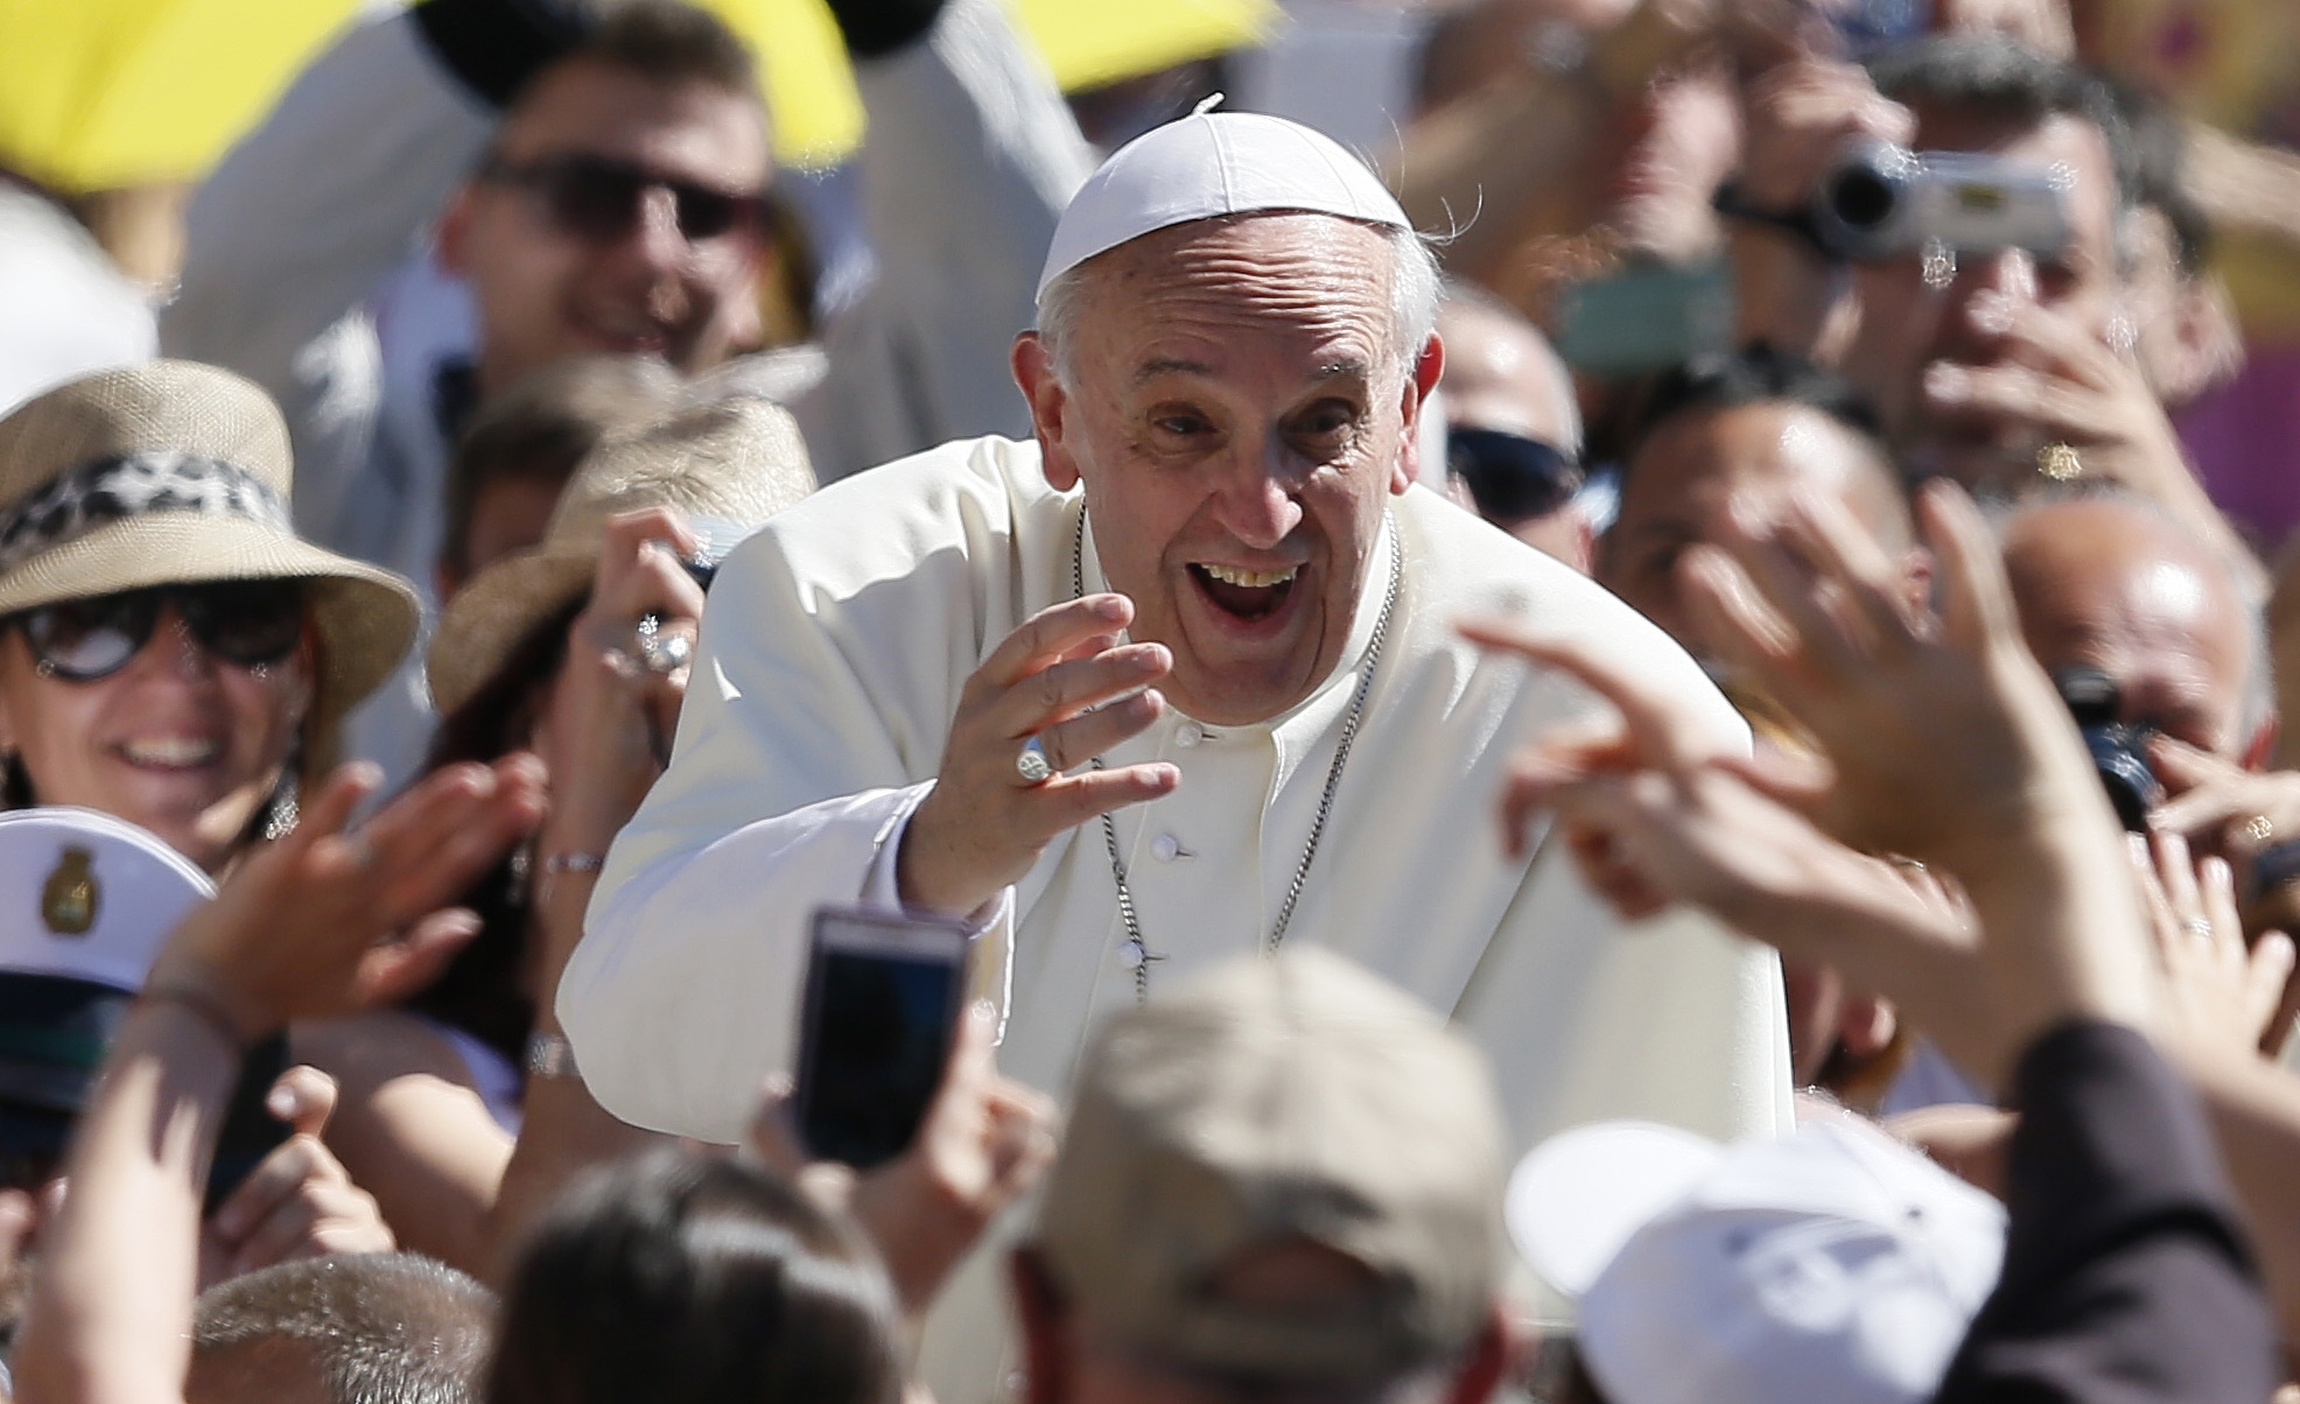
[143,755,547,1047]
[1464,480,2160,1082]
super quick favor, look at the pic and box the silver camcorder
[1812,144,2073,263]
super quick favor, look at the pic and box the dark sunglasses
[479,152,769,245]
[1448,427,1586,524]
[11,580,307,682]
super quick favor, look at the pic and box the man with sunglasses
[164,0,1093,785]
[1432,290,1593,571]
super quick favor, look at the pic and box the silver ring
[633,617,692,675]
[2183,917,2214,940]
[1015,736,1053,785]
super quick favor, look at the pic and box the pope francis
[561,107,1791,1394]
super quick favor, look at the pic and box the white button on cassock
[1149,833,1181,862]
[1174,723,1204,749]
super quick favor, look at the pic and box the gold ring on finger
[2243,814,2276,846]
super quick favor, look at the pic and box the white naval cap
[0,807,214,994]
[1035,101,1413,302]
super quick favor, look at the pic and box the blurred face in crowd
[441,58,772,397]
[2001,497,2255,759]
[1434,299,1590,572]
[1014,214,1441,727]
[1840,107,2125,486]
[439,473,566,602]
[0,605,313,873]
[1600,400,1915,660]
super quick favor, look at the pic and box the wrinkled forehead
[1070,213,1401,353]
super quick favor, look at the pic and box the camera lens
[1828,165,1898,232]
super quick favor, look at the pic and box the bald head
[1434,296,1581,452]
[2001,494,2258,757]
[1603,399,1911,655]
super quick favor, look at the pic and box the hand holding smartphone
[794,906,977,1170]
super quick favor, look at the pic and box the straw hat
[427,394,815,717]
[0,362,419,763]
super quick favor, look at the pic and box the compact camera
[2054,666,2161,833]
[1813,143,2073,263]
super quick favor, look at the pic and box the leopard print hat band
[0,451,293,580]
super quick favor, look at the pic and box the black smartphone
[204,1032,292,1215]
[793,905,975,1170]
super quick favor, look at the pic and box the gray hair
[1034,216,1441,388]
[193,1253,496,1404]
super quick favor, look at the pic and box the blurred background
[2,0,2296,541]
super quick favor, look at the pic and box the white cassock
[564,434,1792,1398]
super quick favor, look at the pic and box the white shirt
[0,184,155,416]
[565,434,1791,1398]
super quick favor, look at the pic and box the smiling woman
[0,361,420,875]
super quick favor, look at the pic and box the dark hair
[441,357,681,582]
[400,597,588,1067]
[192,1252,496,1404]
[1617,345,1890,466]
[550,0,760,102]
[2103,77,2211,274]
[490,1150,906,1404]
[1868,36,2137,210]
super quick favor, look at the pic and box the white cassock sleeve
[562,442,1031,1142]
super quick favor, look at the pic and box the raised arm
[11,758,542,1404]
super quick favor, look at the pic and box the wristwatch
[1712,182,1840,263]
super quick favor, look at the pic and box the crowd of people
[4,0,2300,1399]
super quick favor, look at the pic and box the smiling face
[1015,215,1436,727]
[0,609,314,872]
[441,58,772,396]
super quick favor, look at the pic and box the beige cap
[1035,949,1508,1383]
[426,393,814,717]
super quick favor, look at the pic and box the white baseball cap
[1036,102,1411,302]
[0,807,214,1113]
[1510,1117,2006,1404]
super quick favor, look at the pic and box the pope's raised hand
[898,594,1181,918]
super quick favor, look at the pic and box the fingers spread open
[1028,690,1165,775]
[977,595,1133,692]
[993,644,1170,740]
[1915,481,2022,650]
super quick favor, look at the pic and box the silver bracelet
[524,1031,581,1080]
[541,852,606,875]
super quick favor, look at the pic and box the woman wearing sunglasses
[0,361,419,875]
[296,396,815,1278]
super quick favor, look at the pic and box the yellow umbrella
[0,0,1274,191]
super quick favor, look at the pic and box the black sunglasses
[479,153,769,246]
[12,581,307,683]
[1448,427,1586,524]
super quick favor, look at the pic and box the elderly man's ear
[1012,331,1082,490]
[1397,335,1446,495]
